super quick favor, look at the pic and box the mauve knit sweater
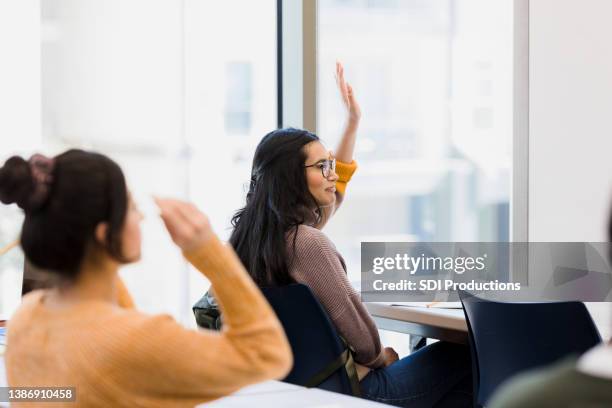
[287,160,386,370]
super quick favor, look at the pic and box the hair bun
[0,156,35,210]
[0,154,57,212]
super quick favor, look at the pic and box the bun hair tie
[28,153,56,211]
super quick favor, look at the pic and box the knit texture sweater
[287,160,386,370]
[6,235,292,407]
[287,225,385,369]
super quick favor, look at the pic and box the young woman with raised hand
[0,150,292,407]
[228,63,472,407]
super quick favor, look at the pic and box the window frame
[278,0,530,281]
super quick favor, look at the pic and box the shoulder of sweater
[83,310,185,354]
[6,290,44,331]
[68,303,178,337]
[293,224,332,244]
[289,225,338,254]
[19,289,44,307]
[286,226,350,282]
[7,296,180,356]
[105,308,177,331]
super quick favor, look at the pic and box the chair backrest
[260,284,359,396]
[459,290,601,407]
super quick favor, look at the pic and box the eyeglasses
[304,158,336,179]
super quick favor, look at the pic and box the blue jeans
[360,341,472,408]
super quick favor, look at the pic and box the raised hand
[336,61,361,125]
[313,62,361,230]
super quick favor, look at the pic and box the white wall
[0,0,41,151]
[530,0,612,242]
[530,0,612,339]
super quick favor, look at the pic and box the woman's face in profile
[120,194,144,262]
[304,141,339,208]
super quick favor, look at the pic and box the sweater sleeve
[315,159,358,230]
[109,235,293,404]
[290,227,385,368]
[335,159,357,196]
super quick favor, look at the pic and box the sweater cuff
[368,349,387,369]
[335,160,358,196]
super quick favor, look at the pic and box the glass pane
[0,1,41,320]
[0,205,24,320]
[318,0,513,283]
[183,0,277,316]
[225,62,254,135]
[24,0,277,325]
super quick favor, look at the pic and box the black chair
[261,284,361,396]
[458,290,601,407]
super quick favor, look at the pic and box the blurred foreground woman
[0,149,292,408]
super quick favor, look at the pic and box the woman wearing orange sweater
[0,150,292,407]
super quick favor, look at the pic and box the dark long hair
[0,149,128,281]
[229,128,322,286]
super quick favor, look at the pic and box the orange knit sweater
[6,235,292,407]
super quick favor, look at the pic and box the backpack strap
[304,337,361,397]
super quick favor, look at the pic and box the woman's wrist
[345,117,360,131]
[182,231,219,260]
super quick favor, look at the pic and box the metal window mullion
[512,0,530,283]
[280,0,317,133]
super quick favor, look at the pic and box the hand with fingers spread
[336,61,361,126]
[155,198,215,252]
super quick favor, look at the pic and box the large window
[318,0,513,283]
[2,0,516,331]
[0,206,24,321]
[0,1,40,320]
[1,0,277,325]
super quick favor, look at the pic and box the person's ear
[94,222,109,246]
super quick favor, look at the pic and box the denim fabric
[360,341,472,408]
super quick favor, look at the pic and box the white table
[365,302,468,344]
[0,356,389,408]
[200,380,392,407]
